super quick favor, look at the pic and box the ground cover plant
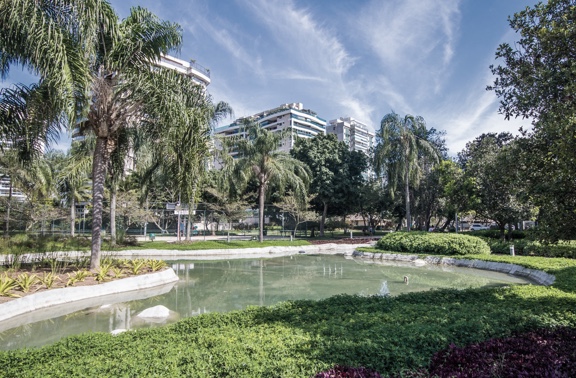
[376,231,491,256]
[0,254,575,377]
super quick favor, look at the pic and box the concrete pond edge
[352,251,556,286]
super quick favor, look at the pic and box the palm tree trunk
[110,185,117,246]
[320,201,328,237]
[70,198,76,237]
[258,183,266,242]
[4,182,12,237]
[405,166,411,232]
[90,136,110,270]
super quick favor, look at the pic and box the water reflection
[0,255,531,350]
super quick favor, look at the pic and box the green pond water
[0,255,532,350]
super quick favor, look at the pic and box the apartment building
[157,54,211,88]
[327,117,374,154]
[214,103,327,153]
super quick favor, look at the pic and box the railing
[189,61,211,78]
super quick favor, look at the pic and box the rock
[137,305,171,319]
[111,329,127,335]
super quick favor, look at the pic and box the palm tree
[0,0,117,120]
[233,123,310,242]
[373,112,439,231]
[76,7,183,269]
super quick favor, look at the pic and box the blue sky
[3,0,539,155]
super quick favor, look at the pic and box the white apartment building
[327,117,374,154]
[214,103,327,153]
[157,54,211,88]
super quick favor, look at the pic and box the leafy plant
[14,273,39,293]
[128,259,147,275]
[38,272,61,289]
[66,270,90,287]
[110,267,125,279]
[147,259,167,272]
[0,273,20,297]
[94,266,110,282]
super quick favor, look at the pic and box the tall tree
[459,133,532,239]
[373,112,440,231]
[488,0,576,241]
[76,7,183,268]
[233,123,310,242]
[291,134,366,236]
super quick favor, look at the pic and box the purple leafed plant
[428,327,576,378]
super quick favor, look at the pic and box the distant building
[327,117,374,154]
[156,54,211,88]
[214,102,327,153]
[0,176,26,200]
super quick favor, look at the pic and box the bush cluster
[376,232,491,255]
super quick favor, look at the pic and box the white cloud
[356,0,461,97]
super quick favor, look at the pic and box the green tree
[459,133,532,239]
[77,7,183,268]
[434,160,475,231]
[488,0,576,241]
[291,134,366,236]
[233,123,310,242]
[373,112,440,231]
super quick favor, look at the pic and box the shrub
[376,232,490,255]
[426,327,576,377]
[483,238,576,259]
[313,365,382,377]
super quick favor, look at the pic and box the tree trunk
[258,183,266,242]
[320,201,328,237]
[405,168,411,231]
[110,185,117,246]
[4,182,12,237]
[90,136,111,270]
[70,198,76,237]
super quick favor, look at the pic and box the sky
[3,0,540,155]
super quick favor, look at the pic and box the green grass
[0,235,311,255]
[127,239,311,250]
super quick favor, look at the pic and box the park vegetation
[2,0,576,375]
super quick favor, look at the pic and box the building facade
[157,54,211,88]
[327,117,374,154]
[214,103,326,153]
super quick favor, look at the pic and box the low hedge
[484,238,576,259]
[376,231,491,256]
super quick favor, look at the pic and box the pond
[0,254,532,350]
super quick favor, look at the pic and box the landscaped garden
[1,232,575,377]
